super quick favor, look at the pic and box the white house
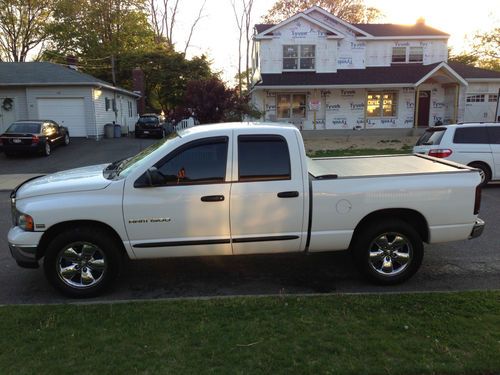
[0,62,140,138]
[251,6,500,130]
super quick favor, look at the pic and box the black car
[0,120,70,157]
[135,114,170,138]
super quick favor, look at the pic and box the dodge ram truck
[8,122,485,297]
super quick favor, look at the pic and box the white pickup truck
[8,123,484,297]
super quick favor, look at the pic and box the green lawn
[308,146,412,158]
[1,291,499,374]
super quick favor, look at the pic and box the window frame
[276,93,307,120]
[282,44,316,71]
[237,134,292,182]
[391,46,424,63]
[139,136,230,187]
[366,91,398,118]
[466,94,486,103]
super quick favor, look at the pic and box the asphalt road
[1,185,499,304]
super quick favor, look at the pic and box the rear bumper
[469,218,485,239]
[1,143,44,154]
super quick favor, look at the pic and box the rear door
[230,131,306,255]
[451,127,493,166]
[487,126,500,179]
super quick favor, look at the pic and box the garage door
[37,98,87,137]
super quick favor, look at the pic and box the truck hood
[15,164,112,199]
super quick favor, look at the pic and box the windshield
[6,122,41,134]
[416,128,445,146]
[104,132,179,179]
[137,116,160,124]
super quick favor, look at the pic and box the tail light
[31,135,40,144]
[428,149,452,158]
[474,185,481,215]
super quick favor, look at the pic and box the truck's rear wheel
[352,220,423,284]
[43,227,121,297]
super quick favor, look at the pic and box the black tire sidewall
[352,220,424,285]
[469,163,490,187]
[43,227,122,297]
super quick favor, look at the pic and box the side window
[453,127,489,144]
[487,127,500,144]
[238,135,291,181]
[155,137,228,185]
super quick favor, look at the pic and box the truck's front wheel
[352,220,423,285]
[43,227,122,297]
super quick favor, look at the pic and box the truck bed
[308,154,470,179]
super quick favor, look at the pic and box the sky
[170,0,499,83]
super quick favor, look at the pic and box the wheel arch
[37,220,127,260]
[467,161,492,175]
[349,208,430,249]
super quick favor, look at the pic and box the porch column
[414,86,420,128]
[453,83,460,123]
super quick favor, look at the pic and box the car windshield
[416,128,446,146]
[104,132,180,179]
[6,122,41,134]
[137,116,159,124]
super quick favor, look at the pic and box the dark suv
[0,120,70,157]
[135,114,170,138]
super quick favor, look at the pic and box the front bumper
[8,226,43,268]
[9,243,39,268]
[469,218,485,239]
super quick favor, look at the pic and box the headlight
[17,213,34,231]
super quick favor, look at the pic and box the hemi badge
[35,224,46,229]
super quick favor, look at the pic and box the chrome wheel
[56,242,107,289]
[44,142,51,156]
[368,232,412,277]
[64,133,70,145]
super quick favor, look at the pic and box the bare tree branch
[183,0,206,55]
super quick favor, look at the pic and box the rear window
[416,128,445,145]
[137,116,159,124]
[6,122,41,134]
[453,127,489,144]
[487,127,500,144]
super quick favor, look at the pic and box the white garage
[37,98,87,137]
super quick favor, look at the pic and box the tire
[42,141,51,157]
[63,133,70,146]
[43,226,122,298]
[468,162,491,187]
[351,219,424,285]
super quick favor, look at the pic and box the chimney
[66,55,78,70]
[132,67,146,115]
[416,17,425,25]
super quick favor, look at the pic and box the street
[1,184,499,304]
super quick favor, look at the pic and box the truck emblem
[128,218,171,224]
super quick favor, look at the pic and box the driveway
[0,136,158,174]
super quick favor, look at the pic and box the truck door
[230,131,306,255]
[123,136,232,258]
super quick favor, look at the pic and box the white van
[413,123,500,186]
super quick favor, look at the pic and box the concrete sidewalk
[0,174,41,191]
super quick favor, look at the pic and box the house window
[488,94,498,103]
[128,101,133,117]
[391,47,406,63]
[283,45,315,70]
[367,92,398,117]
[105,98,110,111]
[409,47,423,62]
[466,94,485,103]
[277,94,306,119]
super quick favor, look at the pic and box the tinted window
[453,127,489,144]
[6,122,41,134]
[138,116,159,124]
[155,137,228,185]
[487,127,500,144]
[238,135,291,181]
[416,128,445,145]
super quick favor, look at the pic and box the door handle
[201,195,225,202]
[277,191,299,198]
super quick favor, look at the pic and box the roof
[257,63,442,87]
[447,62,500,79]
[255,22,448,38]
[352,23,449,37]
[179,122,298,137]
[0,62,140,97]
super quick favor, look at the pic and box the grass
[1,291,500,374]
[308,145,412,158]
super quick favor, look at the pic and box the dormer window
[283,45,315,70]
[392,46,424,63]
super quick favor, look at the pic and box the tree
[263,0,381,24]
[472,28,499,60]
[448,28,500,72]
[0,0,53,62]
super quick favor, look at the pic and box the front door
[230,131,306,255]
[0,97,16,133]
[417,91,431,127]
[123,136,233,258]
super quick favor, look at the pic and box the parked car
[8,123,483,297]
[0,120,70,157]
[134,114,170,138]
[413,123,500,186]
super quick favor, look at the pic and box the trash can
[104,123,114,139]
[114,124,121,138]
